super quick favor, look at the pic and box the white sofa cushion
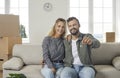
[3,57,24,70]
[112,56,120,70]
[12,44,43,65]
[20,65,44,78]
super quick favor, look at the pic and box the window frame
[69,0,117,42]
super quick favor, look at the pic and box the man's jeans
[41,63,64,78]
[61,65,95,78]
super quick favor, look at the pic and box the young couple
[41,17,100,78]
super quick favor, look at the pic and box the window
[93,0,113,42]
[70,0,89,33]
[1,0,29,43]
[0,0,5,14]
[70,0,117,42]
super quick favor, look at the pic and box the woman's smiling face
[55,21,65,36]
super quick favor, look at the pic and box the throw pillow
[112,56,120,70]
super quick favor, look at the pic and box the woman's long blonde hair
[48,18,66,38]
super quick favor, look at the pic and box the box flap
[0,14,20,37]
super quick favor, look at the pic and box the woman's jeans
[61,64,95,78]
[41,63,64,78]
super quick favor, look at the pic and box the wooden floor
[0,70,2,78]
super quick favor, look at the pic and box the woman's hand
[66,34,72,41]
[40,60,45,68]
[51,67,56,74]
[40,60,44,65]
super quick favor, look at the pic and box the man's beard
[70,28,79,35]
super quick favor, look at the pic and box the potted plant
[6,73,26,78]
[20,25,27,38]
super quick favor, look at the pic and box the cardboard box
[0,14,22,54]
[0,53,9,61]
[0,61,4,70]
[0,53,11,61]
[0,37,22,55]
[106,32,115,42]
[0,14,22,70]
[0,14,20,37]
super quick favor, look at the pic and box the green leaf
[6,73,26,78]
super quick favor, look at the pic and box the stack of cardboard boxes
[0,14,22,70]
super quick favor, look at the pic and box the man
[61,17,100,78]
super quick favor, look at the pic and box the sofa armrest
[112,56,120,70]
[2,57,24,70]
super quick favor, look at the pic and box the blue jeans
[41,63,64,78]
[60,67,78,78]
[73,65,95,78]
[61,65,95,78]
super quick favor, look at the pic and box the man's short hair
[67,17,80,26]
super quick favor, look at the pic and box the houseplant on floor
[6,73,26,78]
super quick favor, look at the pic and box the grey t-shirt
[42,36,65,68]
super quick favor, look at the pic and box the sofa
[2,43,120,78]
[91,43,120,78]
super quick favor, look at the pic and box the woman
[41,18,66,78]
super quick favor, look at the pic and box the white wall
[117,0,120,26]
[116,0,120,40]
[29,0,69,44]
